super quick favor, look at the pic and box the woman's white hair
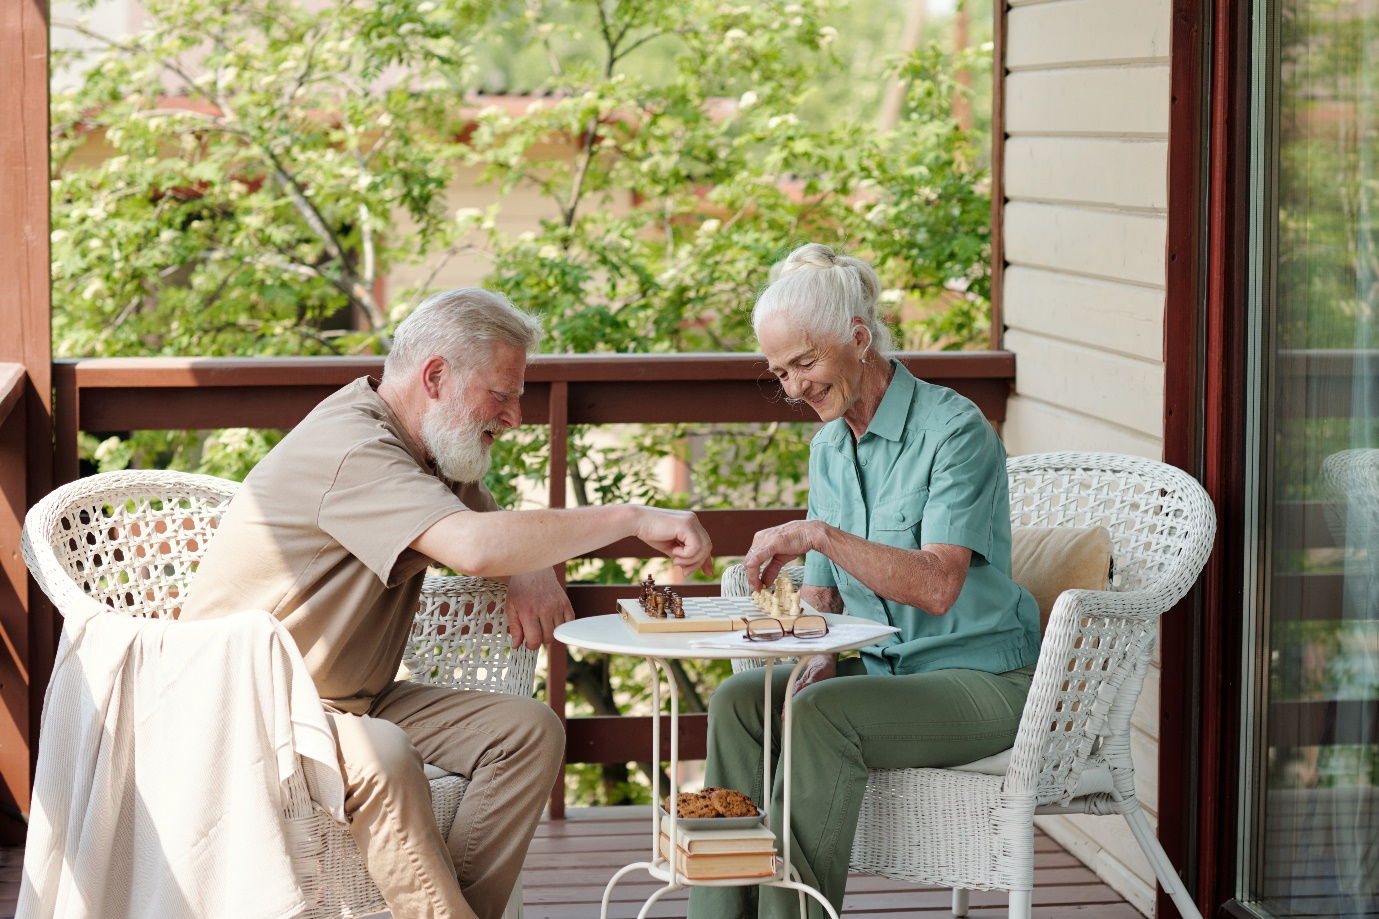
[751,243,894,355]
[383,288,544,381]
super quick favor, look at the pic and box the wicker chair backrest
[22,469,238,623]
[1004,452,1215,804]
[1007,451,1210,595]
[22,469,537,697]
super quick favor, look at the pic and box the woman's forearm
[813,522,970,615]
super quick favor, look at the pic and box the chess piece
[773,574,799,618]
[651,590,666,618]
[669,592,684,619]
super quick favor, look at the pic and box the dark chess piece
[669,592,684,619]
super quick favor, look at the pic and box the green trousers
[686,658,1036,919]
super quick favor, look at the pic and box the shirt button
[860,459,868,466]
[896,512,905,521]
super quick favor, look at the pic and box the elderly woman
[688,243,1041,919]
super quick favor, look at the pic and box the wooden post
[0,0,53,844]
[989,0,1008,351]
[546,381,569,819]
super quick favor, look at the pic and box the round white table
[554,612,892,919]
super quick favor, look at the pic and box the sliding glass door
[1242,0,1379,914]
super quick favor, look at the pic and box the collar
[824,359,916,449]
[360,376,433,471]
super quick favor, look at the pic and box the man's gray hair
[383,288,545,380]
[751,243,894,355]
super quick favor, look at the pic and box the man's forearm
[414,506,640,577]
[814,524,967,615]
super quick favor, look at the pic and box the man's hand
[634,507,714,577]
[506,567,574,649]
[743,519,826,589]
[793,654,837,694]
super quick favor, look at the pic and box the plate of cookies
[662,787,764,829]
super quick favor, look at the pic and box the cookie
[675,792,719,819]
[710,788,758,818]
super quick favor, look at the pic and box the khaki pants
[326,680,565,919]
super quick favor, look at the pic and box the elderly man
[181,288,713,919]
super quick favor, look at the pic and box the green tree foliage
[52,0,993,805]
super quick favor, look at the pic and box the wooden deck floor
[0,806,1139,918]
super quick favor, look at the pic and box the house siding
[1000,0,1171,913]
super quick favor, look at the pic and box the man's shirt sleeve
[318,437,468,587]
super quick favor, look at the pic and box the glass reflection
[1254,0,1379,914]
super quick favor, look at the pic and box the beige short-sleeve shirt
[181,377,499,713]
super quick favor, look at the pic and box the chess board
[617,596,819,634]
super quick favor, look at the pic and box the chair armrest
[405,575,538,698]
[1003,585,1164,805]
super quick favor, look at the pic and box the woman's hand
[793,654,837,694]
[743,520,826,589]
[801,585,842,614]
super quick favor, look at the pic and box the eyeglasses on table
[743,614,830,642]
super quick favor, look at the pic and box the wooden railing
[0,362,33,840]
[0,365,22,429]
[50,351,1015,811]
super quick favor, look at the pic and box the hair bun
[777,242,839,275]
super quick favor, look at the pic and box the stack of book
[657,822,778,880]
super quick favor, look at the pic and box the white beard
[420,399,494,484]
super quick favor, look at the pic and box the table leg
[600,861,654,919]
[761,657,774,848]
[635,883,681,919]
[650,658,662,862]
[653,656,683,885]
[602,656,686,919]
[777,656,841,919]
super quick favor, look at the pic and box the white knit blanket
[17,609,345,919]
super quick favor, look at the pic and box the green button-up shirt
[803,361,1040,676]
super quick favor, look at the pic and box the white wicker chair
[21,469,535,919]
[721,452,1215,919]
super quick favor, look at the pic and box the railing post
[0,0,53,844]
[547,380,569,819]
[53,363,81,487]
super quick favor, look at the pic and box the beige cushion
[1010,525,1113,635]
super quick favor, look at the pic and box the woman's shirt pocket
[868,487,929,550]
